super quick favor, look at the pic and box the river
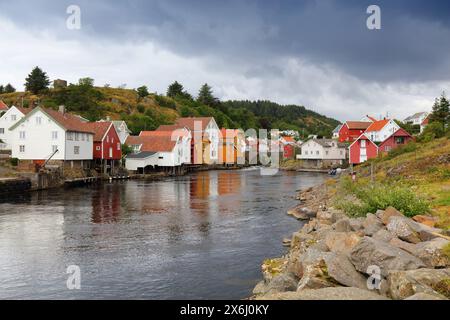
[0,169,325,299]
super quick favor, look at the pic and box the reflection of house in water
[91,184,122,223]
[217,171,241,196]
[189,171,211,215]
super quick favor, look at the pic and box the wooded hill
[0,83,339,137]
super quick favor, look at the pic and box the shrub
[137,104,145,113]
[386,142,418,160]
[10,158,18,166]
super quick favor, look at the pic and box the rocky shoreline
[251,184,450,300]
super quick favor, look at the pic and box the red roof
[42,108,95,134]
[85,122,113,142]
[0,100,8,111]
[281,136,295,143]
[175,117,214,131]
[140,129,189,138]
[346,121,372,130]
[16,106,33,115]
[125,135,177,152]
[365,119,390,132]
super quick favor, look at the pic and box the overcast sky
[1,0,450,121]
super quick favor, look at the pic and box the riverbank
[251,183,450,300]
[252,146,450,300]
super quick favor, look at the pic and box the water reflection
[0,170,326,299]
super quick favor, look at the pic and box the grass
[331,138,449,222]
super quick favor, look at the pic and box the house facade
[0,106,32,150]
[349,135,378,165]
[9,107,94,169]
[378,128,414,153]
[297,139,347,168]
[112,120,132,144]
[172,117,220,165]
[219,128,245,165]
[364,119,400,142]
[332,124,342,139]
[338,121,372,143]
[85,121,122,173]
[280,136,296,160]
[404,112,429,126]
[125,128,191,172]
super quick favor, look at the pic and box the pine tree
[167,81,184,98]
[25,66,50,94]
[4,83,16,93]
[0,85,4,94]
[197,83,218,107]
[429,92,450,129]
[137,85,150,98]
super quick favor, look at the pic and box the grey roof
[332,124,343,133]
[308,138,347,148]
[126,152,157,159]
[404,112,428,122]
[112,120,132,133]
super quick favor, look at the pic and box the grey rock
[256,287,390,300]
[387,268,450,300]
[380,207,404,225]
[252,281,268,295]
[363,213,384,236]
[349,217,365,231]
[404,292,447,300]
[350,237,425,277]
[288,206,317,220]
[325,254,368,290]
[266,273,298,294]
[324,231,362,257]
[333,218,352,232]
[373,229,394,242]
[414,238,450,268]
[387,216,421,243]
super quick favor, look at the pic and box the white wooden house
[0,106,33,150]
[297,138,347,168]
[125,128,192,172]
[363,119,400,143]
[9,106,94,168]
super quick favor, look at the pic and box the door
[109,147,113,158]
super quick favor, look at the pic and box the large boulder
[265,273,298,294]
[387,268,450,300]
[386,216,422,243]
[373,229,394,242]
[414,238,450,268]
[333,218,352,232]
[380,207,404,225]
[350,237,425,277]
[349,217,365,231]
[296,249,367,291]
[412,215,437,228]
[387,216,443,242]
[324,231,362,257]
[256,287,389,300]
[287,206,317,220]
[363,213,384,236]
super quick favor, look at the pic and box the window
[74,146,80,155]
[67,132,73,141]
[316,151,319,155]
[325,151,329,155]
[395,137,405,145]
[75,133,80,141]
[52,145,58,153]
[107,136,109,143]
[0,128,4,134]
[340,151,343,155]
[117,143,121,151]
[36,117,42,125]
[52,131,58,140]
[82,133,85,141]
[19,145,25,153]
[304,151,308,155]
[19,131,25,140]
[385,146,392,152]
[86,134,90,142]
[11,115,17,121]
[360,140,366,148]
[96,146,101,151]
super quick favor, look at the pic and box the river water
[0,169,325,299]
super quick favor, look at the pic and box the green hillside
[0,82,339,137]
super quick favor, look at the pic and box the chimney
[59,105,65,114]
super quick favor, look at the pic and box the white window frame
[74,146,80,155]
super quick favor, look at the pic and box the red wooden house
[349,134,378,165]
[378,128,414,153]
[86,122,122,173]
[280,136,296,159]
[338,121,372,143]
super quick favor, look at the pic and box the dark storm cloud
[1,0,450,82]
